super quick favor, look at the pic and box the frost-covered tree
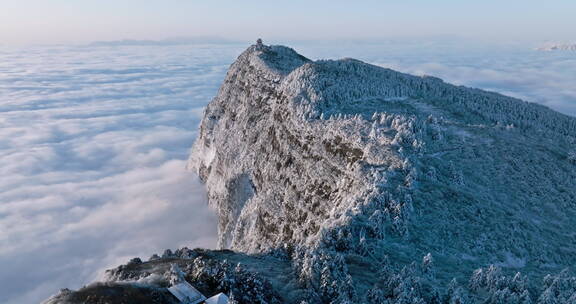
[162,249,175,259]
[357,229,371,256]
[369,209,386,240]
[421,253,433,275]
[445,278,468,304]
[320,264,336,299]
[537,289,558,304]
[536,269,576,304]
[367,286,387,304]
[148,253,161,261]
[343,275,357,301]
[165,264,186,286]
[567,149,576,164]
[174,247,197,259]
[448,161,464,186]
[469,266,533,304]
[376,255,393,280]
[228,292,239,304]
[519,290,533,304]
[127,257,142,265]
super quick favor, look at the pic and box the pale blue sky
[1,0,574,45]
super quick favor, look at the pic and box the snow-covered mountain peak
[236,41,311,77]
[188,42,576,303]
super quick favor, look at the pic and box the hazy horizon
[1,0,575,46]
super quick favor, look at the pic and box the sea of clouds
[0,40,574,304]
[0,43,245,303]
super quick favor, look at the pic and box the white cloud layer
[0,41,574,304]
[0,44,245,304]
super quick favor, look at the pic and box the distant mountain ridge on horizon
[537,42,576,51]
[87,36,247,47]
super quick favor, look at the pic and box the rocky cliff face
[189,42,576,302]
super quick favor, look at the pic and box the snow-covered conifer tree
[166,264,186,286]
[448,161,464,186]
[446,278,468,304]
[367,286,386,304]
[421,253,434,277]
[567,149,576,164]
[228,291,239,304]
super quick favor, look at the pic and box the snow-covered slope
[189,42,576,303]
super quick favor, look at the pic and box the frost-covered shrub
[162,249,175,259]
[165,264,186,285]
[127,257,142,265]
[185,257,280,304]
[443,279,469,304]
[567,150,576,164]
[536,269,576,304]
[421,253,434,278]
[149,254,161,261]
[174,247,198,259]
[367,286,388,304]
[469,265,531,304]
